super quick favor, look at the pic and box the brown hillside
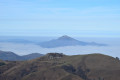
[0,53,120,80]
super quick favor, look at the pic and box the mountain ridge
[39,35,107,48]
[0,50,44,61]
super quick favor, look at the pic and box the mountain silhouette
[39,35,107,48]
[0,50,44,61]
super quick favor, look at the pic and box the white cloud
[0,42,120,58]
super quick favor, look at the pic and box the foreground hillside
[0,53,120,80]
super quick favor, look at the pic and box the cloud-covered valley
[0,42,120,58]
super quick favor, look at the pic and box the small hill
[39,35,106,48]
[0,50,44,61]
[0,50,22,61]
[23,53,44,60]
[0,53,120,80]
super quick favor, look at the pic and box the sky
[0,0,120,37]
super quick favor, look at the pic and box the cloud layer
[0,42,120,58]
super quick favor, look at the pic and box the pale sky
[0,0,120,37]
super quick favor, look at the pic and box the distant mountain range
[39,35,107,48]
[0,53,120,80]
[0,50,44,61]
[0,39,33,43]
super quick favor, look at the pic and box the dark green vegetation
[0,50,44,61]
[0,53,120,80]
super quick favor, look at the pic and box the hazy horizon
[0,36,120,58]
[0,0,120,57]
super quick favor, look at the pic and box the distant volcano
[39,35,107,48]
[57,35,77,40]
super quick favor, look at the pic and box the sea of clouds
[0,42,120,58]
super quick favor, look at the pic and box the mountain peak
[39,35,107,48]
[58,35,75,40]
